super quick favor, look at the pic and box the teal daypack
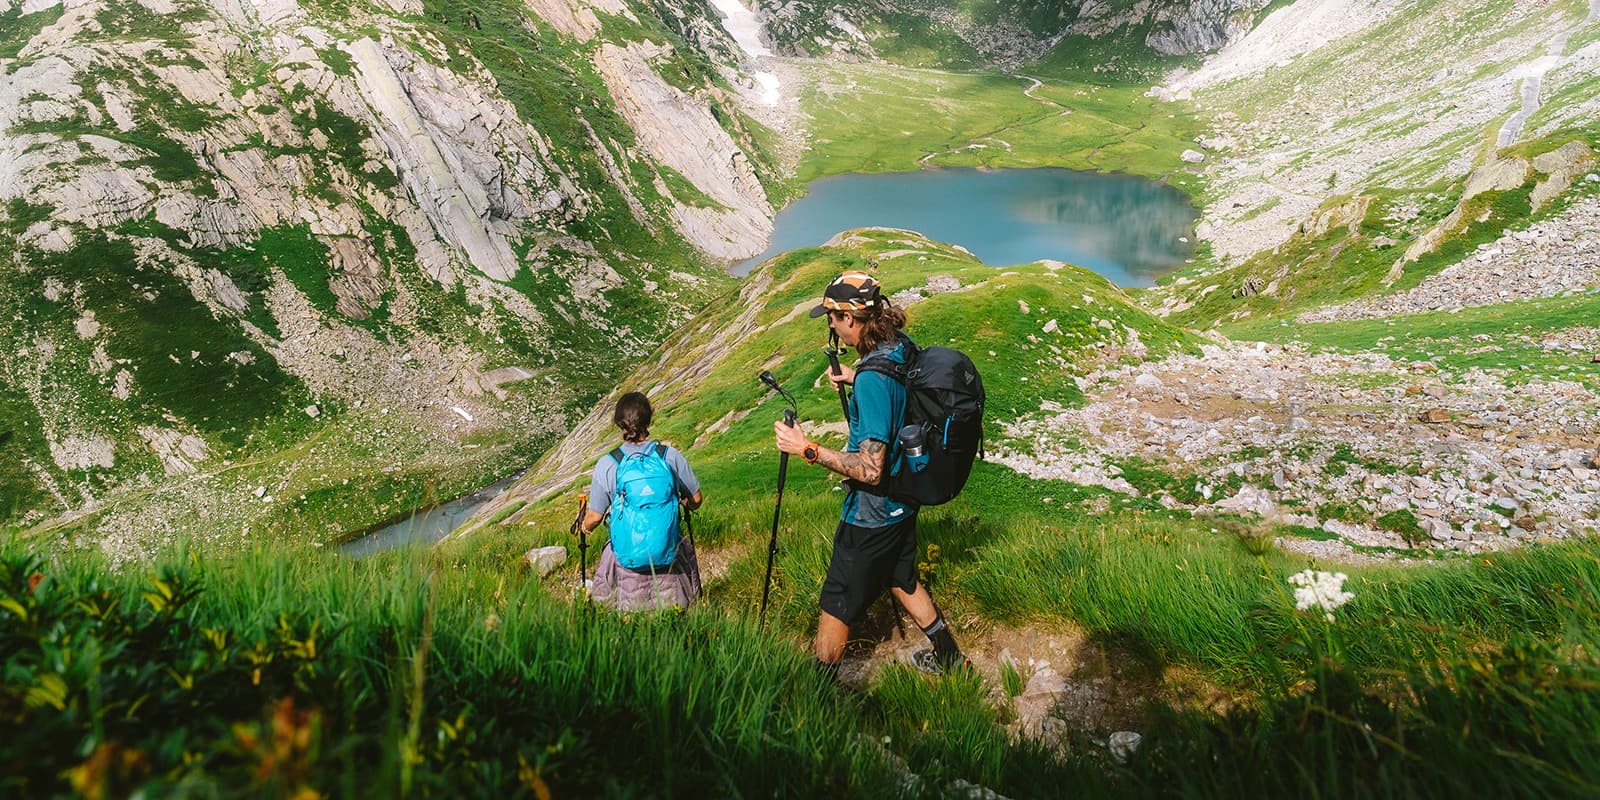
[609,442,680,571]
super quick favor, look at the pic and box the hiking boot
[909,647,970,676]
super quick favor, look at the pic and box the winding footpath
[915,74,1069,165]
[1496,0,1599,147]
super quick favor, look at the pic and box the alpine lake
[344,167,1197,555]
[736,167,1198,283]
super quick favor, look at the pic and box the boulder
[1530,141,1595,210]
[1300,195,1373,240]
[1421,517,1453,541]
[1419,408,1451,424]
[1014,665,1068,737]
[525,545,568,577]
[1181,149,1206,163]
[1108,731,1143,763]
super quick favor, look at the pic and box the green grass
[8,485,1600,797]
[657,164,727,210]
[0,537,1112,797]
[0,389,51,518]
[798,62,1203,186]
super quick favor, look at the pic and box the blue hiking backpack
[608,442,681,571]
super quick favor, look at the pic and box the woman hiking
[581,392,704,612]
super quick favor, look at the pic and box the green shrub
[1377,508,1428,546]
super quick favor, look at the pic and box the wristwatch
[802,442,821,465]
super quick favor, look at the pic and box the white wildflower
[1288,569,1354,621]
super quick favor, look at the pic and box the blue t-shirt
[842,338,917,528]
[588,441,700,516]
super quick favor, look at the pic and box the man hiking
[773,270,966,678]
[582,392,704,612]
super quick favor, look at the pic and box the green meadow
[797,61,1204,191]
[7,471,1598,797]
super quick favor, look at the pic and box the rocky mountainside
[0,0,794,546]
[1145,0,1600,322]
[753,0,1270,71]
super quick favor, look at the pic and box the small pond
[736,167,1197,285]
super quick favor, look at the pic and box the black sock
[920,613,961,664]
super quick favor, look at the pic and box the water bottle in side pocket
[898,424,930,474]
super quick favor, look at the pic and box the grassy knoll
[797,61,1203,191]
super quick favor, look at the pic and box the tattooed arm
[773,421,888,484]
[813,439,887,484]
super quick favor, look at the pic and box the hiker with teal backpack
[773,270,982,679]
[581,392,704,612]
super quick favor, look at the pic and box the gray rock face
[1301,195,1600,322]
[349,37,555,282]
[756,0,1275,68]
[591,41,773,259]
[0,0,792,547]
[1146,0,1270,56]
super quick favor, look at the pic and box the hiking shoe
[909,648,970,676]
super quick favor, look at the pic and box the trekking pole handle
[569,492,588,536]
[826,350,848,418]
[783,408,797,427]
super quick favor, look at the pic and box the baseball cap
[808,271,883,318]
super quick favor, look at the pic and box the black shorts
[819,517,919,626]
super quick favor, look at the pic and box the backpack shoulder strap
[608,446,625,464]
[654,443,668,459]
[860,334,921,381]
[857,356,905,382]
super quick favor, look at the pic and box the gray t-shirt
[588,440,700,516]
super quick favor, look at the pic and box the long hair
[613,392,652,442]
[851,303,907,355]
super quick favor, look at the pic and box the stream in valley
[338,472,524,558]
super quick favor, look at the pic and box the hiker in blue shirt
[581,392,704,612]
[774,271,966,678]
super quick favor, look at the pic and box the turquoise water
[736,168,1197,285]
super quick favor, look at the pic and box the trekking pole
[760,407,796,628]
[568,491,589,596]
[825,346,849,419]
[758,370,800,628]
[683,502,702,595]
